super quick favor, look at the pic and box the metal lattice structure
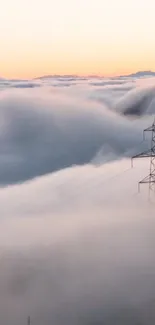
[132,119,155,195]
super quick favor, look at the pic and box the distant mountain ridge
[34,74,103,80]
[35,74,78,80]
[1,71,155,81]
[120,70,155,78]
[36,71,155,80]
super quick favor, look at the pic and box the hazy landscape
[0,73,155,324]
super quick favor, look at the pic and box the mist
[0,76,155,185]
[0,75,155,324]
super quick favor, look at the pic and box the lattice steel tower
[132,119,155,195]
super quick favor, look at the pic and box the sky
[1,0,155,78]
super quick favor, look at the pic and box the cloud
[0,76,155,324]
[90,79,130,87]
[11,82,41,89]
[0,77,155,185]
[0,85,152,185]
[0,80,41,89]
[50,82,76,87]
[0,159,155,324]
[115,86,155,116]
[89,83,134,107]
[110,86,134,92]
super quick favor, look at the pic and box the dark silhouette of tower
[132,118,155,195]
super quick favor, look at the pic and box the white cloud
[0,77,154,185]
[0,158,154,324]
[0,75,155,324]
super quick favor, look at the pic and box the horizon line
[1,70,155,81]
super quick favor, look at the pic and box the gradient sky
[1,0,155,78]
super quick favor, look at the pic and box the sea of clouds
[0,74,155,324]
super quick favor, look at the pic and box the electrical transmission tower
[132,118,155,195]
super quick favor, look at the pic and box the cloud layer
[0,75,155,324]
[0,159,155,325]
[0,75,155,185]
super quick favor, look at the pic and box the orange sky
[1,0,155,79]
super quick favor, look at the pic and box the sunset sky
[1,0,155,79]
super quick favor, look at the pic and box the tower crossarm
[132,149,155,161]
